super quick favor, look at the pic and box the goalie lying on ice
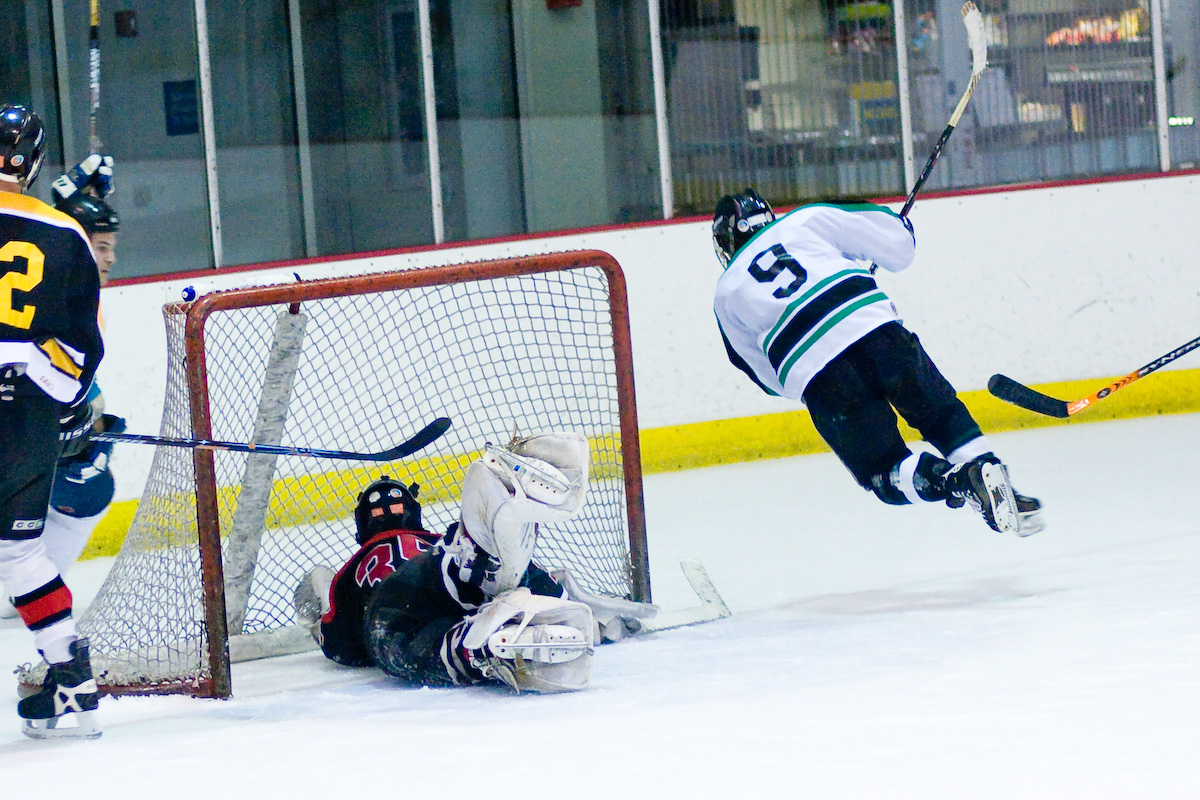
[293,431,654,693]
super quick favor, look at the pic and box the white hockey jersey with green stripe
[713,202,915,401]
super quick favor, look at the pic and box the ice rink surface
[2,413,1198,798]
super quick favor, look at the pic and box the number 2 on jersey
[0,241,44,329]
[747,244,806,299]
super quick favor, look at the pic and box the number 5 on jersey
[747,244,807,299]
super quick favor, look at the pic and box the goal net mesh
[74,253,645,696]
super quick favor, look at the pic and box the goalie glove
[292,566,335,643]
[457,432,589,595]
[50,153,115,204]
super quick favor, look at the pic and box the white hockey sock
[37,619,79,664]
[893,452,925,505]
[41,509,102,576]
[947,436,992,465]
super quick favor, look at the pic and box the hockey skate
[18,638,101,740]
[946,456,1026,536]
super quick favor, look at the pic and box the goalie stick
[92,416,451,461]
[900,1,987,218]
[554,558,730,635]
[988,334,1200,418]
[638,558,732,633]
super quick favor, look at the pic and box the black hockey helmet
[57,194,120,234]
[354,476,423,545]
[712,188,775,268]
[0,105,47,189]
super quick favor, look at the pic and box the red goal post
[70,250,649,698]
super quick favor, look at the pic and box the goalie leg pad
[457,432,590,594]
[441,588,595,693]
[458,461,537,594]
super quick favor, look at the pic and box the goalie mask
[712,188,774,268]
[354,476,423,545]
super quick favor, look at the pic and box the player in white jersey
[712,189,1042,536]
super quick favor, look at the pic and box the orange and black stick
[989,335,1200,418]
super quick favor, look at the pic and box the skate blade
[22,710,102,740]
[1015,508,1045,537]
[979,463,1020,535]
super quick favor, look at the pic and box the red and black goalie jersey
[320,528,442,666]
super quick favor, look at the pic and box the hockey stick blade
[987,374,1069,418]
[989,334,1200,418]
[638,558,731,633]
[93,416,452,462]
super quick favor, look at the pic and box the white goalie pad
[482,431,589,519]
[460,431,590,593]
[461,588,595,693]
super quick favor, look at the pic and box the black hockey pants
[0,373,62,541]
[365,548,466,687]
[802,322,982,496]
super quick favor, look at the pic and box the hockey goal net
[74,250,648,698]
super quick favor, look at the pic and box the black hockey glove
[50,154,115,204]
[58,402,96,459]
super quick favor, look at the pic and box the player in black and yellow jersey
[0,104,105,739]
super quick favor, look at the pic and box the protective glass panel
[1164,0,1200,168]
[65,0,213,278]
[298,0,435,253]
[1,1,63,194]
[209,3,307,266]
[933,0,1160,186]
[663,0,905,215]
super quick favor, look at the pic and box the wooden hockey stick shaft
[900,2,986,218]
[988,334,1200,418]
[89,0,102,150]
[92,416,452,461]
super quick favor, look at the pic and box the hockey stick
[553,558,730,636]
[899,1,987,218]
[988,334,1200,418]
[92,416,452,461]
[88,0,102,150]
[637,558,731,633]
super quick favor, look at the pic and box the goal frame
[181,250,649,698]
